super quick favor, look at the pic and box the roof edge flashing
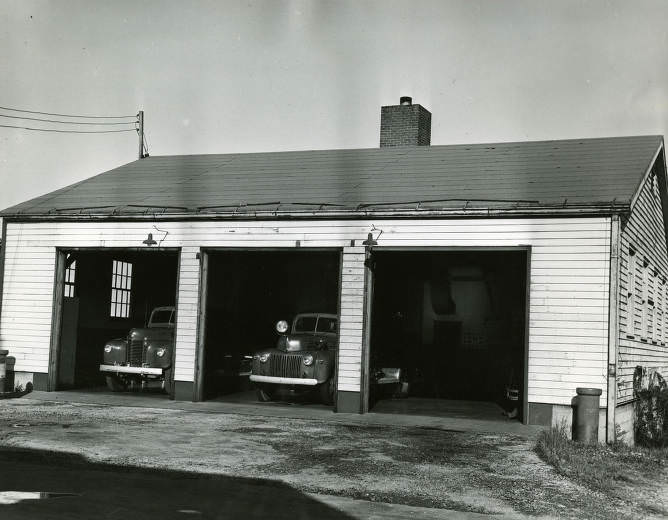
[1,203,630,222]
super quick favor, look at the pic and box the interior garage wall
[0,217,611,409]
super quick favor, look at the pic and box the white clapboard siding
[337,246,365,392]
[617,165,668,403]
[1,217,610,405]
[173,246,200,382]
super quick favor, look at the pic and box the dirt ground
[0,398,663,519]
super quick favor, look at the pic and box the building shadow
[0,447,355,519]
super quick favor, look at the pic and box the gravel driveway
[0,397,658,519]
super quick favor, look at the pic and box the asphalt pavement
[0,447,499,520]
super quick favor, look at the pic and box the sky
[1,0,667,211]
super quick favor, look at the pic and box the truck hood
[275,333,337,352]
[129,327,173,342]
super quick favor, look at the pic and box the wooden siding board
[617,157,668,404]
[173,248,198,382]
[1,217,611,405]
[335,246,366,392]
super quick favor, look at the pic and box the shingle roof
[2,135,663,218]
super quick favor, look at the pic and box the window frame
[628,246,639,337]
[110,259,133,319]
[641,257,649,341]
[64,259,76,298]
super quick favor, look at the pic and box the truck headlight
[259,353,270,363]
[303,355,314,366]
[104,345,112,353]
[276,320,289,333]
[156,348,167,358]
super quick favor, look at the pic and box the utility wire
[0,124,137,134]
[0,113,137,125]
[0,105,137,119]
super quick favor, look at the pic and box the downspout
[607,214,621,444]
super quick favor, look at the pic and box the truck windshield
[293,316,317,333]
[316,317,337,333]
[151,310,173,325]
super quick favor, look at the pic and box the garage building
[1,98,666,443]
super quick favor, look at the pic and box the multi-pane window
[656,277,664,344]
[628,247,640,336]
[664,282,668,344]
[110,260,132,318]
[626,246,668,345]
[647,268,656,341]
[641,258,649,339]
[64,259,76,298]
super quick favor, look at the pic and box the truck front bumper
[100,365,163,376]
[249,375,318,386]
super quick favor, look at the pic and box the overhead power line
[0,123,137,134]
[0,105,137,119]
[0,113,137,126]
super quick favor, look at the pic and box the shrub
[635,385,668,447]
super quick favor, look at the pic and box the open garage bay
[369,250,528,421]
[56,249,179,398]
[202,249,341,405]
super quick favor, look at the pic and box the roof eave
[629,139,665,212]
[1,203,630,222]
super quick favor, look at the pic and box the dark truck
[99,306,174,392]
[250,313,338,405]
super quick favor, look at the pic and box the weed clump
[536,421,668,510]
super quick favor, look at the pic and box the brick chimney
[380,96,431,147]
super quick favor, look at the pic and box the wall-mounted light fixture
[363,232,377,271]
[142,233,157,246]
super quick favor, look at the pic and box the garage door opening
[201,250,340,404]
[368,250,528,421]
[54,249,179,398]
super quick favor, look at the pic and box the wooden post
[193,250,208,402]
[522,246,531,425]
[48,250,67,391]
[138,110,144,159]
[168,249,182,400]
[607,214,621,443]
[360,233,377,414]
[360,251,373,413]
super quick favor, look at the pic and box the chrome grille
[269,353,303,378]
[129,339,143,366]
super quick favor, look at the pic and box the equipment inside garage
[56,250,179,394]
[202,250,340,400]
[369,250,527,419]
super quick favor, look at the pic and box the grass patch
[536,422,668,513]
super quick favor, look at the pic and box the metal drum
[573,387,602,444]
